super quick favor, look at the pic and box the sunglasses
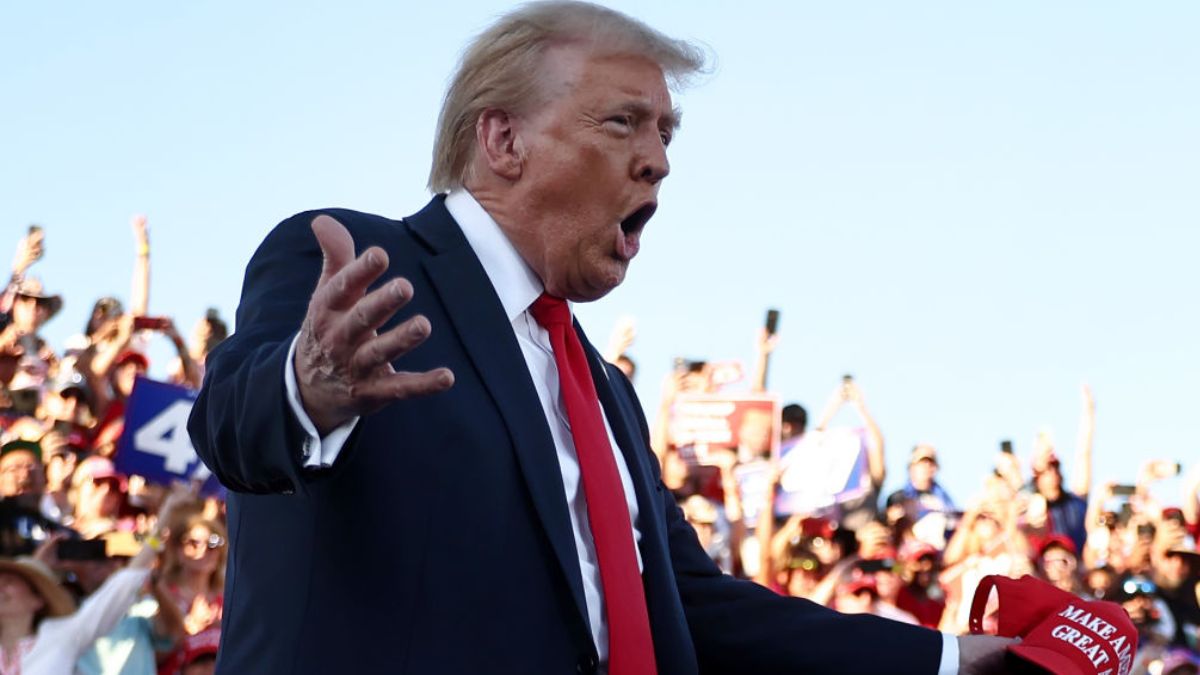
[1121,578,1156,597]
[182,533,225,551]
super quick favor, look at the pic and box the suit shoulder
[271,208,405,239]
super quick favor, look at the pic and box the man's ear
[475,108,523,182]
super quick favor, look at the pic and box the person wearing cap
[0,439,69,558]
[1035,533,1083,596]
[0,488,187,673]
[1113,574,1178,671]
[1155,523,1200,650]
[898,544,948,629]
[0,278,62,353]
[37,369,93,437]
[889,444,958,522]
[88,349,149,457]
[36,432,81,526]
[68,456,131,540]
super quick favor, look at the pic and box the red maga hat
[969,575,1137,675]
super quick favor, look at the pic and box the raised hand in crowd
[603,315,636,363]
[813,377,887,491]
[10,226,44,280]
[750,326,779,393]
[295,215,454,434]
[130,214,150,317]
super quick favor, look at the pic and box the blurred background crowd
[1,218,1197,675]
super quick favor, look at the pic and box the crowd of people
[619,324,1200,674]
[1,223,226,674]
[1,217,1197,675]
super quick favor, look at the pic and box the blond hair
[428,0,707,193]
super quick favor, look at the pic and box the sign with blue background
[117,376,221,496]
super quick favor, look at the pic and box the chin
[548,266,626,303]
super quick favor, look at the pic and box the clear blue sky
[4,1,1198,504]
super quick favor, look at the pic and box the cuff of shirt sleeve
[284,333,359,469]
[938,633,959,675]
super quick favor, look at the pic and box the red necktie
[529,294,657,675]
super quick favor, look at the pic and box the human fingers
[334,277,414,351]
[311,215,357,285]
[353,367,455,404]
[349,312,430,378]
[319,246,390,313]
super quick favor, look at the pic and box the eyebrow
[619,101,682,131]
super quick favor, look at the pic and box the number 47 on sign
[117,376,219,494]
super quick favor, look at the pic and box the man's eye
[606,116,633,131]
[660,131,673,146]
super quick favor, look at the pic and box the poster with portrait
[668,393,781,464]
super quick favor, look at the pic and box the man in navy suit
[189,2,1012,673]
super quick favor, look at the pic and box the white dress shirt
[282,191,959,674]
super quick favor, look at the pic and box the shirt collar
[444,189,545,322]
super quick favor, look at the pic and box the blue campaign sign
[116,376,221,495]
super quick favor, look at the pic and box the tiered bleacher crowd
[1,222,1197,674]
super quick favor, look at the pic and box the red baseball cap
[1035,533,1079,558]
[114,350,150,370]
[970,575,1137,675]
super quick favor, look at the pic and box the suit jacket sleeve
[611,371,944,675]
[188,212,332,495]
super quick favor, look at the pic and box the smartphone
[1111,484,1137,497]
[764,308,780,336]
[1000,440,1014,455]
[132,316,170,331]
[856,558,894,574]
[57,539,107,561]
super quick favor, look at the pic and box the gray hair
[427,0,707,193]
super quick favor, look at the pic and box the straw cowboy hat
[0,556,75,617]
[13,277,63,320]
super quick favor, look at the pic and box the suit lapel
[406,197,591,637]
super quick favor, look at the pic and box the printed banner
[668,393,781,465]
[775,427,869,516]
[116,376,221,495]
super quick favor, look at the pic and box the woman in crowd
[939,498,1031,633]
[0,489,183,673]
[158,515,226,638]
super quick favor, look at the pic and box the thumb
[311,214,356,284]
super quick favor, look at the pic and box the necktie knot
[529,293,571,329]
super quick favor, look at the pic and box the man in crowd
[190,2,1010,673]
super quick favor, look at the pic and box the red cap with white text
[969,575,1138,675]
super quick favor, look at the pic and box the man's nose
[633,136,670,184]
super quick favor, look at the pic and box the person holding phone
[0,487,187,673]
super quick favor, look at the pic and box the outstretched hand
[295,215,454,435]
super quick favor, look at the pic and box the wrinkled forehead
[537,45,679,125]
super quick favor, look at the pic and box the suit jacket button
[576,655,597,674]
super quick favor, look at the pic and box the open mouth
[615,202,657,262]
[621,202,657,237]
